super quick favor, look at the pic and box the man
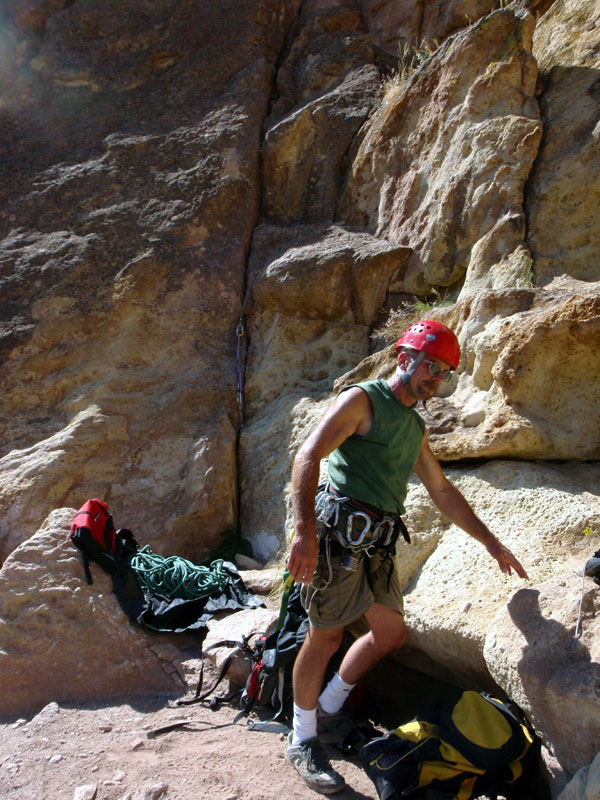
[284,320,528,795]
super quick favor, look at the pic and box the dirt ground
[0,652,548,800]
[0,651,462,800]
[0,679,383,800]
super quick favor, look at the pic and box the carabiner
[373,517,395,547]
[346,511,371,546]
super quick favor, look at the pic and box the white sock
[292,703,317,745]
[318,672,356,714]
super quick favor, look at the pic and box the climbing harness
[315,483,407,562]
[130,546,230,601]
[303,483,409,616]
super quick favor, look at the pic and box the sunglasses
[421,357,454,383]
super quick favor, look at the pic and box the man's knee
[293,625,343,682]
[385,616,407,651]
[305,624,344,656]
[366,604,407,652]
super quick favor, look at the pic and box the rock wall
[1,0,599,783]
[0,0,301,563]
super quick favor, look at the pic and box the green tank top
[327,379,425,515]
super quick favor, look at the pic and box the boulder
[484,573,600,774]
[202,606,279,685]
[0,509,182,716]
[558,752,600,800]
[238,566,282,596]
[397,459,600,690]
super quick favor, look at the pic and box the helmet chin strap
[396,351,425,399]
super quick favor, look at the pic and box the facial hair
[415,379,440,400]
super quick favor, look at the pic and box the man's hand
[487,539,529,579]
[287,529,319,584]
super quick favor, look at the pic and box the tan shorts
[300,544,404,630]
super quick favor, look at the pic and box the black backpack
[239,582,308,725]
[179,581,308,729]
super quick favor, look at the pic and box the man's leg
[338,602,406,686]
[318,603,406,713]
[292,623,344,741]
[286,623,346,794]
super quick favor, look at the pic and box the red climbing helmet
[395,319,461,369]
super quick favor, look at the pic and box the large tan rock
[0,0,301,563]
[425,285,600,461]
[0,509,183,715]
[396,459,600,690]
[339,8,541,297]
[203,606,279,684]
[484,573,600,774]
[527,0,600,286]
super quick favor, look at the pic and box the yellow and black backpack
[360,691,538,800]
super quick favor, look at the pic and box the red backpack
[70,499,117,583]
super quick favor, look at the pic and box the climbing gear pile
[69,499,263,635]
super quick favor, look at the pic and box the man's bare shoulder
[333,384,371,407]
[330,385,373,435]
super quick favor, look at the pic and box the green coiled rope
[130,545,230,600]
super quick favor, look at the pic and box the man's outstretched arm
[414,432,529,579]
